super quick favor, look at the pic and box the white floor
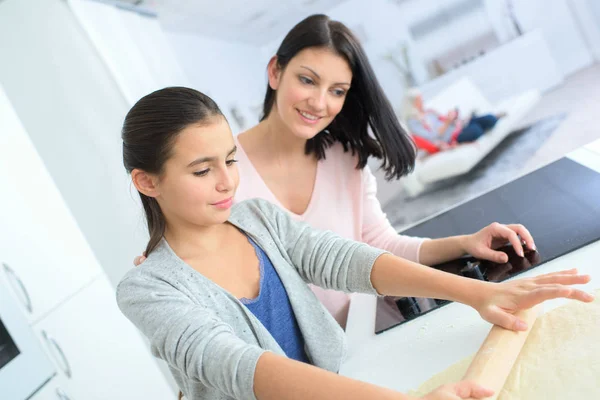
[520,63,600,174]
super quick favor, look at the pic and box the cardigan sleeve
[244,199,387,294]
[116,274,265,400]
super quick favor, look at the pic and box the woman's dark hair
[261,14,416,180]
[122,87,224,256]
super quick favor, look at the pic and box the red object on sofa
[411,134,441,154]
[410,116,463,154]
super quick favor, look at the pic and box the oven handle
[42,330,73,379]
[2,262,33,314]
[56,387,72,400]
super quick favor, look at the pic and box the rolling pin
[462,306,541,400]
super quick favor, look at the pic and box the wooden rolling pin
[462,306,541,400]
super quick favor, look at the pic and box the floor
[519,63,600,174]
[383,63,600,229]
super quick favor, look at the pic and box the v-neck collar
[235,136,320,220]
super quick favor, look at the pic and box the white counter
[340,141,600,393]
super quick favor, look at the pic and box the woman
[119,86,592,400]
[401,87,506,152]
[137,14,532,328]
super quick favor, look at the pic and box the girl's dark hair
[122,87,224,256]
[262,14,416,180]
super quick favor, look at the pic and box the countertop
[340,139,600,393]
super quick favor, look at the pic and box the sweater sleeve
[116,275,265,400]
[249,199,386,295]
[360,166,427,263]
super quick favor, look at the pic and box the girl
[118,86,592,400]
[135,15,535,328]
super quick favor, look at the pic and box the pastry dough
[411,290,600,399]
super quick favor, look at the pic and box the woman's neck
[250,114,308,159]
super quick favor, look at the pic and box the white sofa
[401,78,541,197]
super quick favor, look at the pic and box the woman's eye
[193,169,209,177]
[226,159,239,166]
[299,76,314,85]
[332,89,346,97]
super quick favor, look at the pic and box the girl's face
[155,117,239,229]
[269,47,353,140]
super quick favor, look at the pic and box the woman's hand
[421,381,494,399]
[133,253,146,266]
[462,222,536,263]
[473,268,594,331]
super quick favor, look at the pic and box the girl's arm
[249,199,593,330]
[254,352,411,400]
[254,352,492,400]
[117,269,490,400]
[370,253,593,330]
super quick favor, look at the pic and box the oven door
[0,277,55,399]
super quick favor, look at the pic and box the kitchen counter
[340,140,600,393]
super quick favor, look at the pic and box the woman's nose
[307,90,326,111]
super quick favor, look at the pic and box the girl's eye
[299,76,314,85]
[193,169,209,177]
[226,159,239,166]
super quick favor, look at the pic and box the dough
[411,290,600,399]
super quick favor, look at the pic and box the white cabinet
[0,85,101,323]
[29,377,73,400]
[33,277,175,400]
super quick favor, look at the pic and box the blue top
[240,235,309,363]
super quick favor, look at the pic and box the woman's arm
[419,223,537,266]
[361,166,426,263]
[418,235,468,266]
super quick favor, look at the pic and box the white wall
[485,0,594,77]
[68,0,189,105]
[164,31,269,132]
[569,0,600,62]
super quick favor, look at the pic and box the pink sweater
[234,138,426,326]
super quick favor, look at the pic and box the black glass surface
[0,318,20,370]
[375,157,600,334]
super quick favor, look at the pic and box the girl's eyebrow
[187,145,237,168]
[300,66,351,86]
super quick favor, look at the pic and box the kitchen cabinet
[33,277,174,400]
[0,79,175,399]
[29,376,72,400]
[0,85,101,324]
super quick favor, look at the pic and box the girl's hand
[421,381,494,399]
[474,268,594,331]
[133,252,146,266]
[463,223,536,263]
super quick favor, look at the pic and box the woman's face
[269,47,353,140]
[154,117,240,229]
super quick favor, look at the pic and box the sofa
[401,78,541,197]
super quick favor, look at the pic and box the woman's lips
[212,197,233,209]
[297,109,322,125]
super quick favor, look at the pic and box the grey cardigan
[116,199,386,400]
